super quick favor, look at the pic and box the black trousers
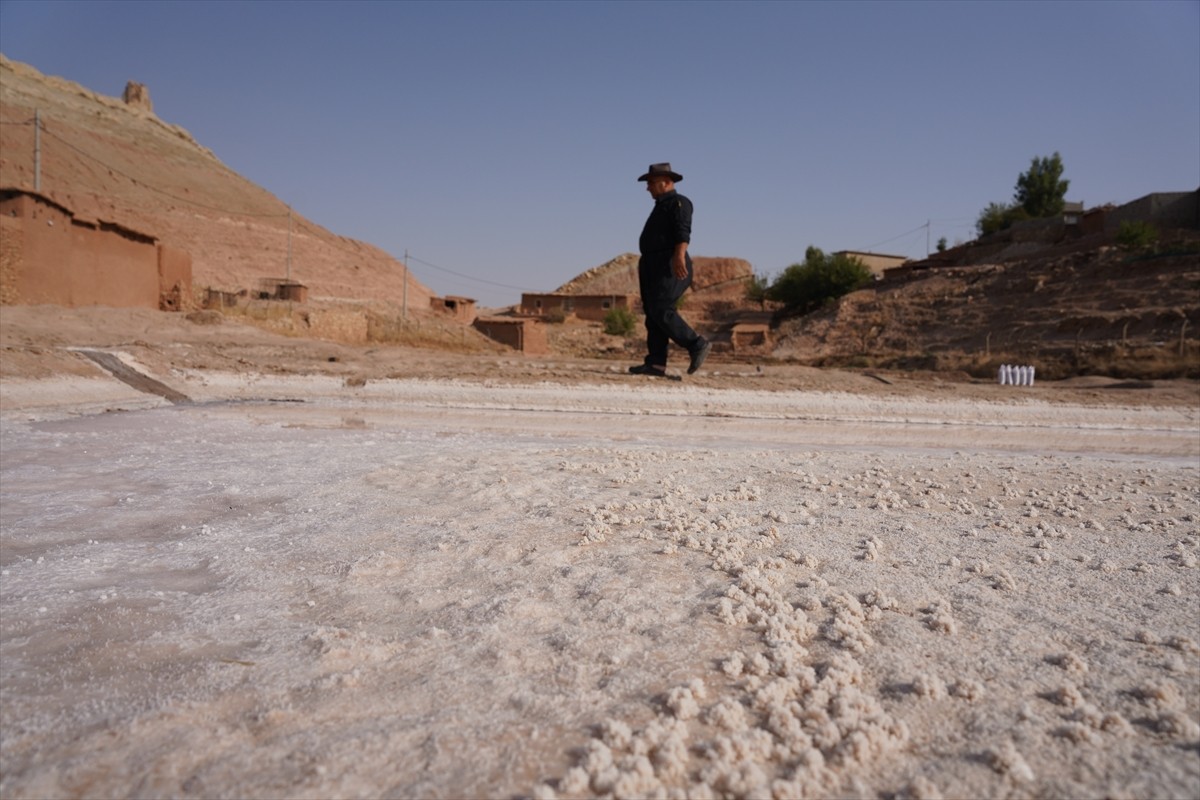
[637,255,702,367]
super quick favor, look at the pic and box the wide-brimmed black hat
[637,162,683,182]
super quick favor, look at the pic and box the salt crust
[535,447,1200,799]
[542,470,916,798]
[3,398,1197,800]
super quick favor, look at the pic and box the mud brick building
[519,292,635,321]
[0,188,191,310]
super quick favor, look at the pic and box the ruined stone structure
[122,81,153,112]
[430,295,477,324]
[0,188,191,309]
[255,277,309,303]
[473,317,548,354]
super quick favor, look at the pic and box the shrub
[976,201,1030,237]
[745,273,770,307]
[1115,220,1159,250]
[603,306,638,337]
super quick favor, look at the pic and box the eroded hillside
[773,235,1200,379]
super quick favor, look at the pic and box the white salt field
[1,375,1198,799]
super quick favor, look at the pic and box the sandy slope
[1,308,1198,799]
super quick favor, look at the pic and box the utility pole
[34,109,41,192]
[926,219,931,257]
[286,207,292,282]
[402,249,409,322]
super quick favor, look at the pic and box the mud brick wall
[1,190,192,310]
[158,244,193,310]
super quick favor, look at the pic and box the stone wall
[1105,191,1199,233]
[234,302,370,344]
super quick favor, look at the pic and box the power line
[865,222,929,251]
[865,217,982,256]
[405,255,538,293]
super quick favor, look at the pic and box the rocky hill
[0,55,434,312]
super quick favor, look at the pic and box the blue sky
[2,0,1197,306]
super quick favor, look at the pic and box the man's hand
[672,253,688,279]
[672,242,689,279]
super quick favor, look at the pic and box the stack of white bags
[998,364,1036,386]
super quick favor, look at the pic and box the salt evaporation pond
[2,385,1197,799]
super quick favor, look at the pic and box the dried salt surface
[1,378,1198,800]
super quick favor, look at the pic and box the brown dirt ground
[3,306,1197,410]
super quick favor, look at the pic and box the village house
[833,251,909,279]
[519,292,635,321]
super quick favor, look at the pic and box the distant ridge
[0,55,434,310]
[556,252,755,314]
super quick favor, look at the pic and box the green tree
[976,152,1069,237]
[1015,152,1069,218]
[936,237,948,253]
[766,246,873,314]
[744,273,770,308]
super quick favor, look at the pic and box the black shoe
[628,364,681,381]
[687,340,711,375]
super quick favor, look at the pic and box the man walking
[630,162,710,379]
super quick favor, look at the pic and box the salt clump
[896,775,945,800]
[1154,711,1200,740]
[911,672,947,700]
[666,679,707,720]
[1050,681,1086,708]
[1048,652,1089,676]
[950,679,984,701]
[923,600,958,635]
[986,740,1035,782]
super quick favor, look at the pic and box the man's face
[646,177,674,199]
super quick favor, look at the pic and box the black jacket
[639,190,692,259]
